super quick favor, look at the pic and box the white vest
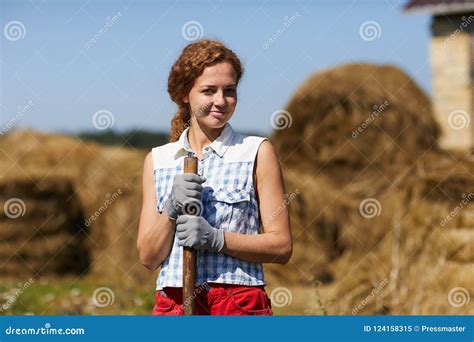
[151,123,268,289]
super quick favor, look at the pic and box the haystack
[0,130,148,286]
[0,176,89,275]
[272,64,440,174]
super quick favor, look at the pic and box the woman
[137,39,292,315]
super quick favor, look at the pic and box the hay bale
[0,176,89,276]
[271,63,440,174]
[0,130,148,285]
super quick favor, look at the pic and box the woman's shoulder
[235,131,276,162]
[149,140,182,170]
[227,131,271,162]
[232,130,268,145]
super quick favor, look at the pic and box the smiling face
[184,62,238,130]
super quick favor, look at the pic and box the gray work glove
[163,173,206,220]
[176,215,225,252]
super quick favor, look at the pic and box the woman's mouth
[210,111,226,118]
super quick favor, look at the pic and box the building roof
[404,0,474,14]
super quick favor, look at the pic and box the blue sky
[1,0,431,135]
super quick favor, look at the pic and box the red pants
[152,283,273,316]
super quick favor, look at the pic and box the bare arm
[221,140,293,264]
[137,152,176,271]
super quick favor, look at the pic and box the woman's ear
[183,95,189,104]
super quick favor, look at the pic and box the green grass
[0,277,155,315]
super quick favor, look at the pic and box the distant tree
[77,129,169,150]
[77,128,266,150]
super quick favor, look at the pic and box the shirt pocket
[205,188,251,232]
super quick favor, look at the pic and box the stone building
[405,0,473,152]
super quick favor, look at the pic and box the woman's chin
[201,116,229,128]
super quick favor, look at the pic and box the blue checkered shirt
[151,123,268,289]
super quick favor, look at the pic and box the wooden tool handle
[183,156,198,315]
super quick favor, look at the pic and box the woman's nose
[213,90,226,106]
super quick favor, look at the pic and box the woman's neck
[188,121,225,155]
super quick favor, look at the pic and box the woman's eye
[202,88,235,95]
